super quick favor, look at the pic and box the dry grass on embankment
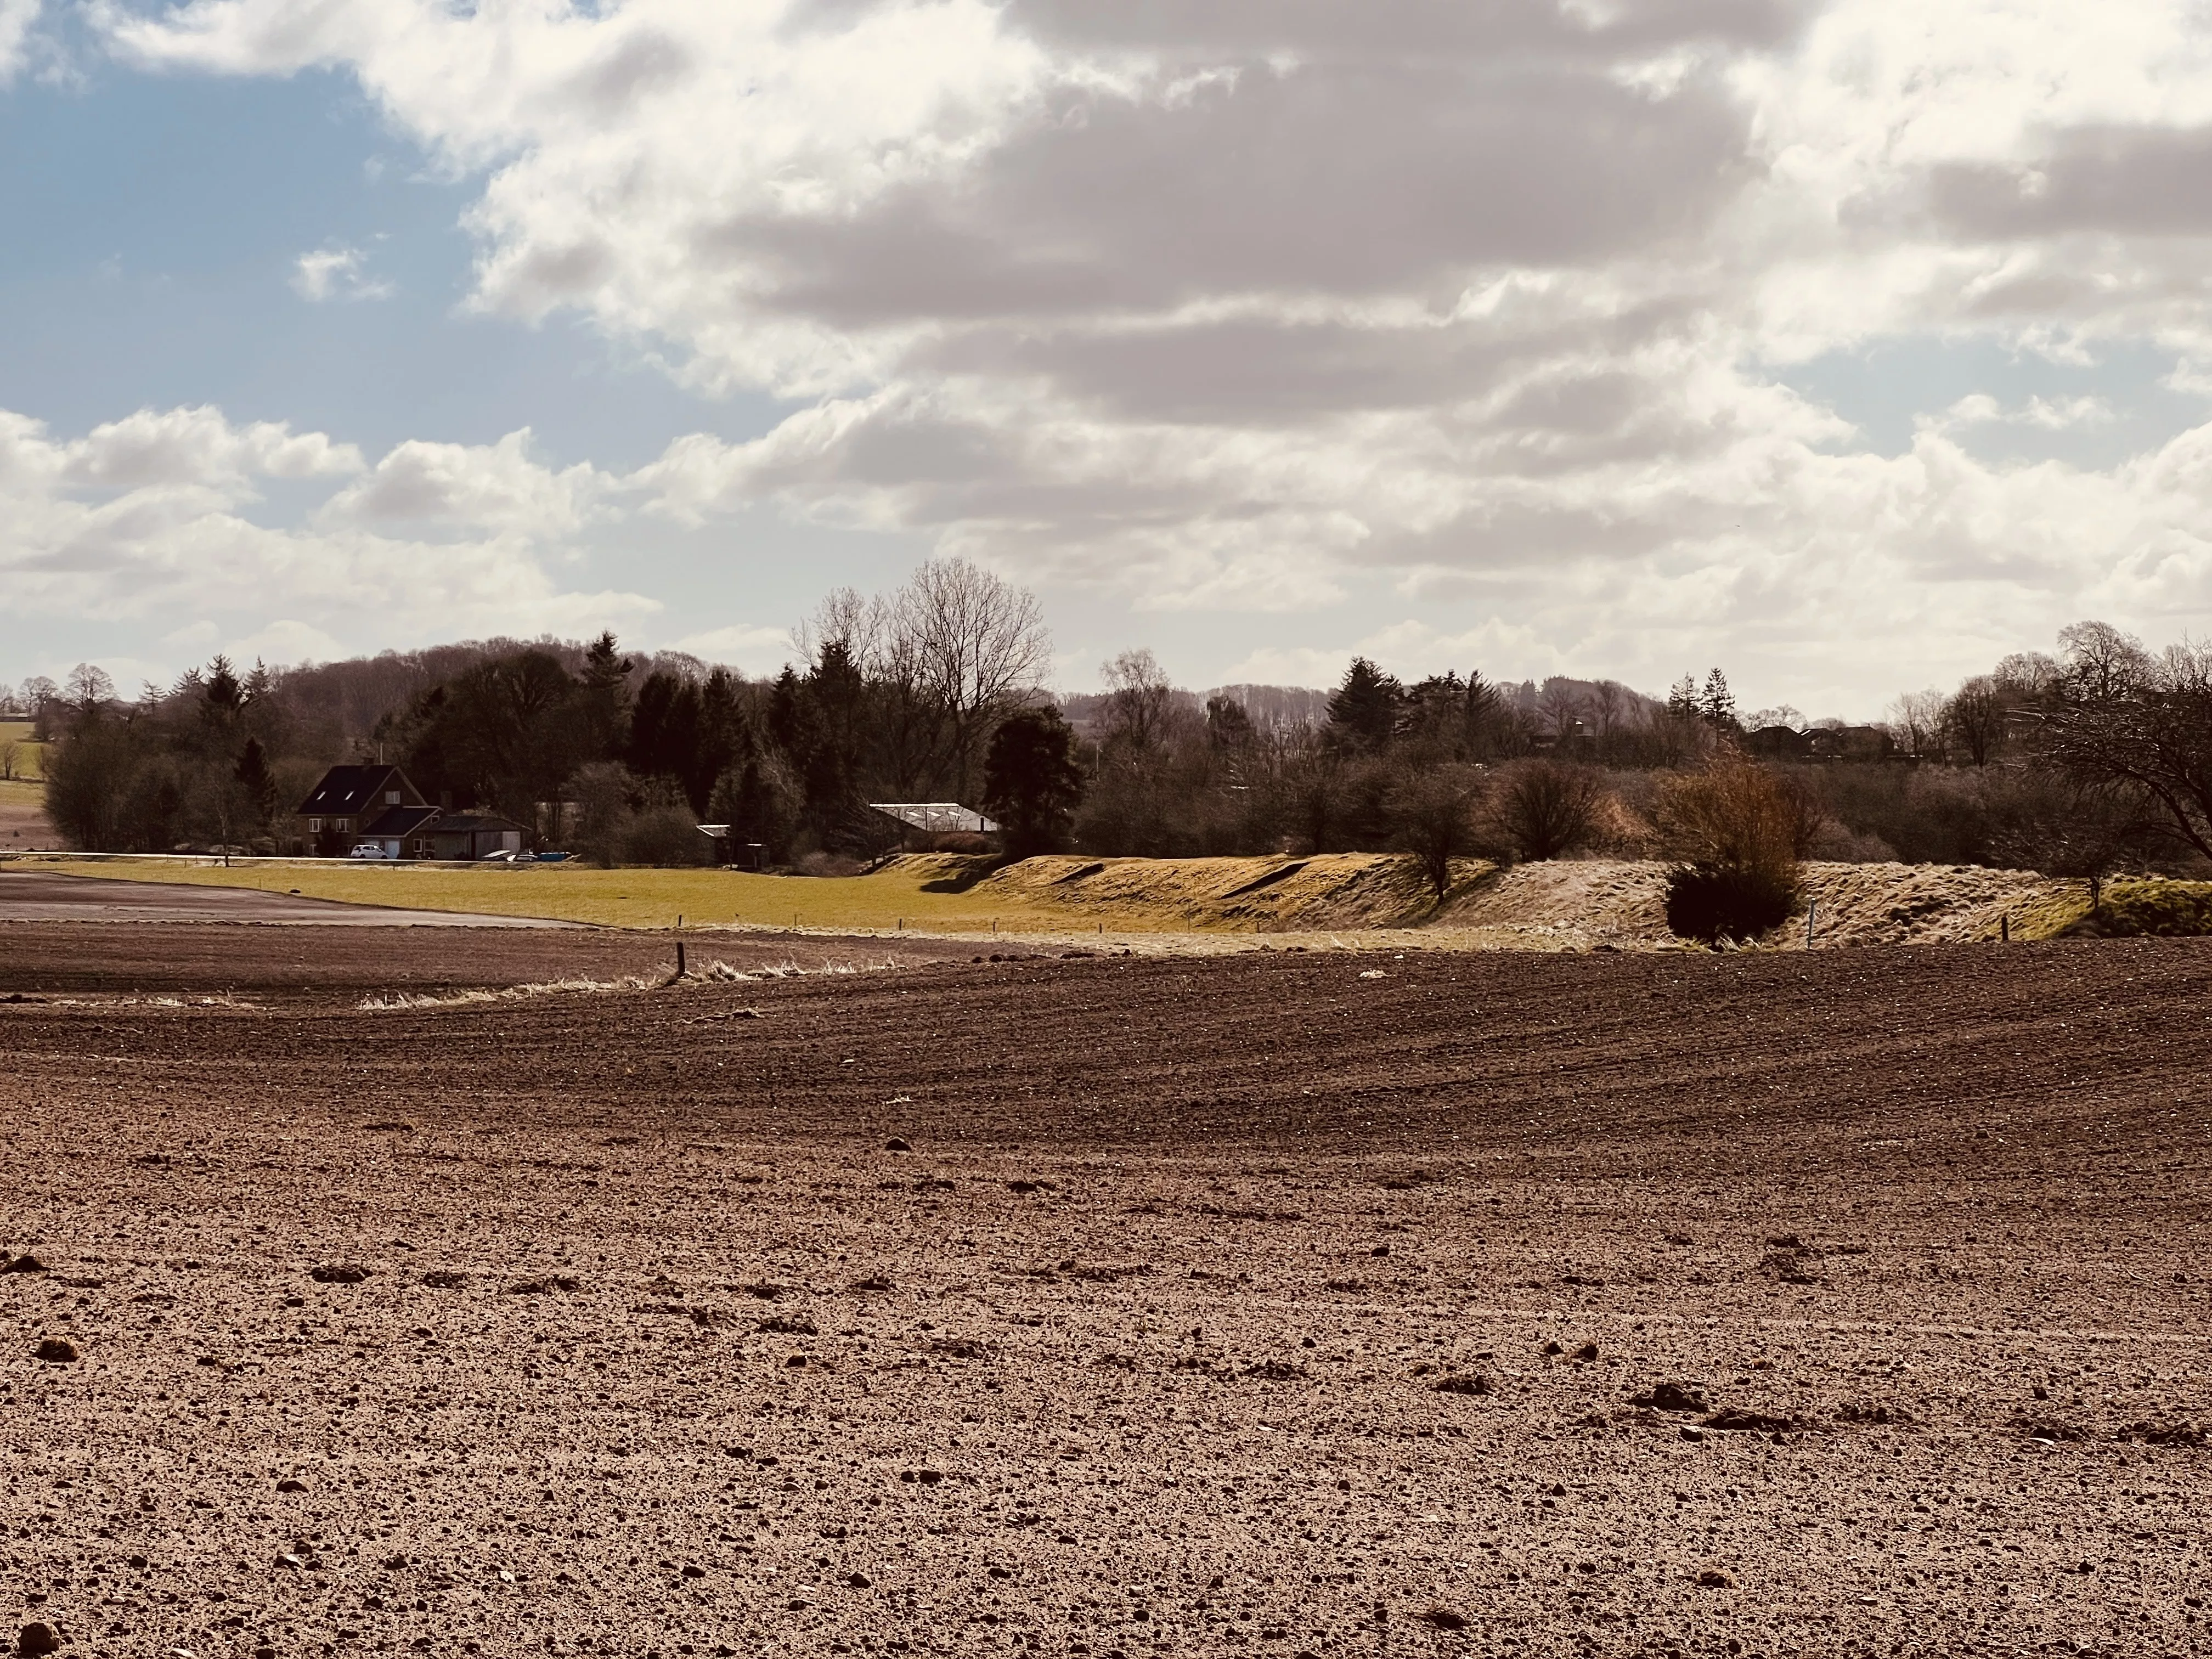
[18,849,2152,950]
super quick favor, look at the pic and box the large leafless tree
[806,559,1051,802]
[2038,626,2212,863]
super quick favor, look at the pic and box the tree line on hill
[18,563,2211,930]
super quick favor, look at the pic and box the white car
[347,843,393,860]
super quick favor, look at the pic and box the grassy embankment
[26,850,2152,945]
[32,853,1453,936]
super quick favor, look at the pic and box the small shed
[695,825,769,870]
[430,814,527,860]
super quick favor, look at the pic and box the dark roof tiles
[297,765,409,815]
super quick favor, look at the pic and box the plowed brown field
[1,925,2208,1659]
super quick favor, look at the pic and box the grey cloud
[723,59,1752,326]
[1345,492,1717,573]
[349,464,454,521]
[490,239,620,310]
[1928,125,2212,240]
[917,296,1718,445]
[741,392,1268,527]
[1488,369,1646,435]
[569,29,694,117]
[1001,0,1813,59]
[918,317,1543,424]
[731,368,1743,572]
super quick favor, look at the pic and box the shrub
[1663,864,1799,943]
[1655,757,1817,943]
[1492,759,1606,861]
[618,804,710,867]
[1383,764,1486,895]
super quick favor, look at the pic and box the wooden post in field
[1805,899,1816,948]
[2001,914,2010,943]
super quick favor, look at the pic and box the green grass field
[31,857,1189,935]
[0,722,45,783]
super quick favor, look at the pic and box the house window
[385,792,400,805]
[308,818,323,833]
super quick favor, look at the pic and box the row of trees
[1664,625,2211,893]
[28,569,2210,913]
[33,560,1057,860]
[42,659,284,856]
[943,619,2212,911]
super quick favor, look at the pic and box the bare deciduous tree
[2057,620,2152,699]
[1589,679,1623,741]
[1101,649,1178,753]
[799,586,887,669]
[1886,689,1946,757]
[1492,759,1607,861]
[66,663,115,715]
[1943,676,2006,765]
[1385,764,1487,896]
[890,558,1051,799]
[2039,633,2212,864]
[1536,677,1586,739]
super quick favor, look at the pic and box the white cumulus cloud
[83,0,2212,703]
[291,243,392,302]
[0,0,42,84]
[1,403,655,650]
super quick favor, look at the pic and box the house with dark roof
[1747,725,1812,761]
[295,765,430,856]
[292,765,527,858]
[1807,725,1895,761]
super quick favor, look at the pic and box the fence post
[1805,899,1816,948]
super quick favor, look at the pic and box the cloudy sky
[7,0,2212,714]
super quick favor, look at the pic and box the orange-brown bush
[1655,757,1821,942]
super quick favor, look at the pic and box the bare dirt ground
[0,928,2208,1659]
[0,871,599,931]
[0,786,57,855]
[0,918,983,1000]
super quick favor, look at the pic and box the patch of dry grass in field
[29,857,1292,935]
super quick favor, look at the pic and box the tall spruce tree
[983,707,1085,859]
[1326,657,1405,752]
